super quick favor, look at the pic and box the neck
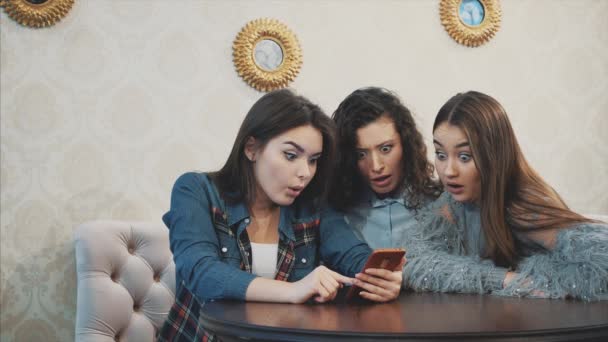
[247,199,280,244]
[249,199,279,218]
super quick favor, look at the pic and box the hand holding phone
[346,248,405,300]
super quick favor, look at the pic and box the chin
[273,196,296,206]
[450,193,471,203]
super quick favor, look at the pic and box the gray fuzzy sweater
[403,192,608,301]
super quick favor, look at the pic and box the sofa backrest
[74,221,176,342]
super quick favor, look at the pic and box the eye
[356,151,366,160]
[435,151,447,161]
[283,152,297,161]
[458,153,472,162]
[309,155,320,165]
[379,145,392,153]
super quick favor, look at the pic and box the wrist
[503,271,515,288]
[283,281,299,303]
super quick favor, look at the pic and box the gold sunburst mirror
[440,0,501,47]
[233,18,302,92]
[0,0,74,28]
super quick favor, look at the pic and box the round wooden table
[199,292,608,341]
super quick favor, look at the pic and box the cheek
[466,164,481,187]
[391,152,404,173]
[391,148,404,167]
[258,156,285,184]
[434,160,445,178]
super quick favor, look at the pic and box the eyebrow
[433,139,470,148]
[284,141,322,157]
[284,141,304,152]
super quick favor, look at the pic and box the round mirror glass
[459,0,485,27]
[253,39,284,71]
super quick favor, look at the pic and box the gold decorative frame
[440,0,501,47]
[233,18,302,92]
[0,0,74,28]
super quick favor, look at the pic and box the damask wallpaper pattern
[1,0,607,340]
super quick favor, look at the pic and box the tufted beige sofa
[74,221,176,342]
[73,215,607,341]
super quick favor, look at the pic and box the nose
[296,159,313,180]
[443,158,458,178]
[370,152,384,173]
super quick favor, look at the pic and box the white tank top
[250,242,278,279]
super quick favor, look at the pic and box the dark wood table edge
[199,306,608,342]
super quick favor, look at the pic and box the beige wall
[1,0,606,340]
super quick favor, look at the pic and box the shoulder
[173,171,213,187]
[422,192,464,224]
[170,172,224,207]
[559,222,608,241]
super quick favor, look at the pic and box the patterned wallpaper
[1,0,606,340]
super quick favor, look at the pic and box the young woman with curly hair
[330,87,441,250]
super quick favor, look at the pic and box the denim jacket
[162,172,372,302]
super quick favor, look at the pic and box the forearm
[403,251,508,294]
[245,277,297,303]
[497,225,608,301]
[319,207,372,276]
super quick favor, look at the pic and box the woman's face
[355,115,404,197]
[246,124,323,207]
[433,122,481,203]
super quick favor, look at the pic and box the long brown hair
[434,91,593,268]
[211,89,336,207]
[330,87,440,211]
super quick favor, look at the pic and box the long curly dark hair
[330,87,440,211]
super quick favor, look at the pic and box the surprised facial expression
[246,125,323,207]
[355,116,404,197]
[433,122,481,203]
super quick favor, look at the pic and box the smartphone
[345,248,406,300]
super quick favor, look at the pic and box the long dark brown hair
[330,87,440,211]
[211,89,336,207]
[434,91,593,268]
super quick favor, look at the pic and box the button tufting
[111,272,118,282]
[153,274,160,282]
[127,247,135,254]
[133,304,140,312]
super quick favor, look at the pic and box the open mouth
[371,175,391,187]
[287,186,303,197]
[445,183,464,194]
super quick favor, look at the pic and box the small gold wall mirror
[233,18,302,92]
[440,0,501,47]
[0,0,74,28]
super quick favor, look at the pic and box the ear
[244,137,257,162]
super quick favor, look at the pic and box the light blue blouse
[343,190,427,249]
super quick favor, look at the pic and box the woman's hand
[290,265,354,304]
[503,271,518,288]
[503,271,548,297]
[352,257,405,302]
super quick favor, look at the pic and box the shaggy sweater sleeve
[403,193,508,294]
[495,223,608,301]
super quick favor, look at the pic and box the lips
[445,182,464,195]
[286,186,304,197]
[371,174,391,188]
